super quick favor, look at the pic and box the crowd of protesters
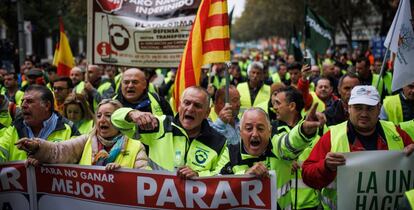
[1,44,414,209]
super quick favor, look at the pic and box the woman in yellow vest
[63,93,94,135]
[15,99,148,171]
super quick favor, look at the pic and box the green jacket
[0,114,80,162]
[111,108,229,176]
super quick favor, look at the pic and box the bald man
[114,68,173,116]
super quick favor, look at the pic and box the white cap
[348,85,380,106]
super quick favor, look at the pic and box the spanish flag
[53,18,75,76]
[173,0,230,110]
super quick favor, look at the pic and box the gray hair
[247,61,264,75]
[91,99,123,136]
[240,107,271,131]
[180,86,211,109]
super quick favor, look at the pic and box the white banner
[87,0,202,68]
[337,151,414,210]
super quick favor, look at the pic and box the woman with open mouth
[15,99,148,171]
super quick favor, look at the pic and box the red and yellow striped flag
[173,0,230,110]
[53,18,75,77]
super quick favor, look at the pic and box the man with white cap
[302,85,414,210]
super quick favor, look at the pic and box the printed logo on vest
[195,149,208,164]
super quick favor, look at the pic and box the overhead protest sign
[1,163,277,210]
[337,151,414,210]
[87,0,201,68]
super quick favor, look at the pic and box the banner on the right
[337,151,414,210]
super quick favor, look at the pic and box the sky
[228,0,246,17]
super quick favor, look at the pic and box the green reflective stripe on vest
[74,81,85,94]
[148,93,164,116]
[15,90,24,107]
[291,178,320,209]
[310,92,326,111]
[405,189,414,208]
[93,82,112,110]
[309,82,315,92]
[0,110,12,128]
[79,137,141,168]
[400,120,414,140]
[383,94,403,124]
[114,73,122,93]
[237,82,270,115]
[78,120,94,135]
[372,74,384,97]
[212,75,226,89]
[0,146,10,162]
[141,122,188,171]
[383,72,393,95]
[292,136,321,209]
[208,106,219,122]
[322,120,404,209]
[148,83,157,95]
[271,73,281,83]
[270,158,292,209]
[98,82,112,95]
[302,92,325,117]
[270,126,294,209]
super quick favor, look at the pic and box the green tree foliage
[232,0,374,50]
[369,0,399,36]
[0,0,86,57]
[232,0,304,41]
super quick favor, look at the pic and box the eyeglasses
[53,87,68,92]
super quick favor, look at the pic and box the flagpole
[303,0,307,60]
[376,0,403,90]
[224,62,231,104]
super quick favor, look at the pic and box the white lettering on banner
[241,180,265,206]
[138,19,194,29]
[137,177,267,208]
[129,0,153,6]
[79,172,114,183]
[41,166,63,176]
[155,0,193,6]
[64,169,78,178]
[185,181,208,208]
[306,16,332,40]
[135,0,194,15]
[0,167,23,190]
[210,181,239,208]
[137,176,157,204]
[51,178,105,199]
[156,179,184,207]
